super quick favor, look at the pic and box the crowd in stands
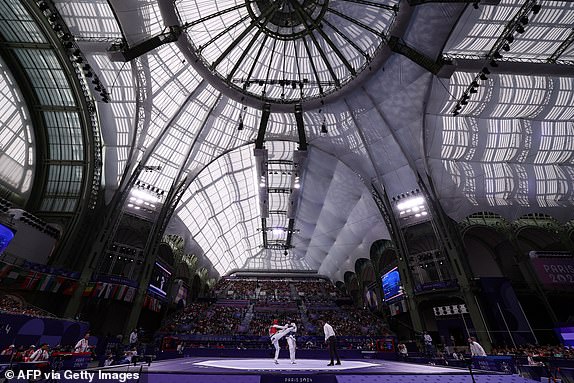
[211,277,345,302]
[158,302,208,333]
[491,345,574,360]
[215,279,257,299]
[0,294,55,317]
[192,305,245,335]
[248,311,303,336]
[323,282,346,298]
[159,277,389,342]
[306,305,388,337]
[159,302,246,335]
[257,280,292,301]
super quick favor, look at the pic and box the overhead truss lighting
[450,0,541,116]
[392,189,430,224]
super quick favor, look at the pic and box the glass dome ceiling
[4,0,574,282]
[176,0,399,103]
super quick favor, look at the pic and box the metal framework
[175,0,399,103]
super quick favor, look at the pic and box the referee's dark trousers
[327,336,341,365]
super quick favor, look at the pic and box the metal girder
[242,34,269,90]
[388,36,446,75]
[268,160,294,165]
[0,41,51,49]
[321,18,370,60]
[269,210,288,215]
[548,28,574,64]
[181,4,247,29]
[288,0,356,77]
[339,0,398,12]
[255,103,271,149]
[261,217,268,249]
[449,56,574,78]
[327,8,386,38]
[108,26,181,62]
[210,2,279,71]
[300,35,324,93]
[408,0,499,4]
[285,218,296,248]
[197,14,252,53]
[294,104,307,151]
[226,27,265,82]
[289,2,341,87]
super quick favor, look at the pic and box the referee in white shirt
[322,321,341,366]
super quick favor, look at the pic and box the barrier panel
[0,313,89,349]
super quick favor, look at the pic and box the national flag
[144,295,161,312]
[123,287,136,302]
[91,282,103,298]
[97,283,109,298]
[83,284,95,297]
[0,262,13,278]
[21,272,41,290]
[104,283,113,299]
[37,274,54,291]
[62,280,78,295]
[114,285,126,301]
[51,276,64,293]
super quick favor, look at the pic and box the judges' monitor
[381,267,403,301]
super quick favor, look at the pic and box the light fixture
[481,67,490,75]
[493,51,503,59]
[505,35,514,43]
[490,60,499,67]
[502,43,510,52]
[532,4,541,14]
[396,196,425,211]
[516,25,525,34]
[479,73,488,81]
[321,121,327,134]
[520,16,529,25]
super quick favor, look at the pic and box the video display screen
[381,267,403,301]
[149,262,171,297]
[0,224,15,254]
